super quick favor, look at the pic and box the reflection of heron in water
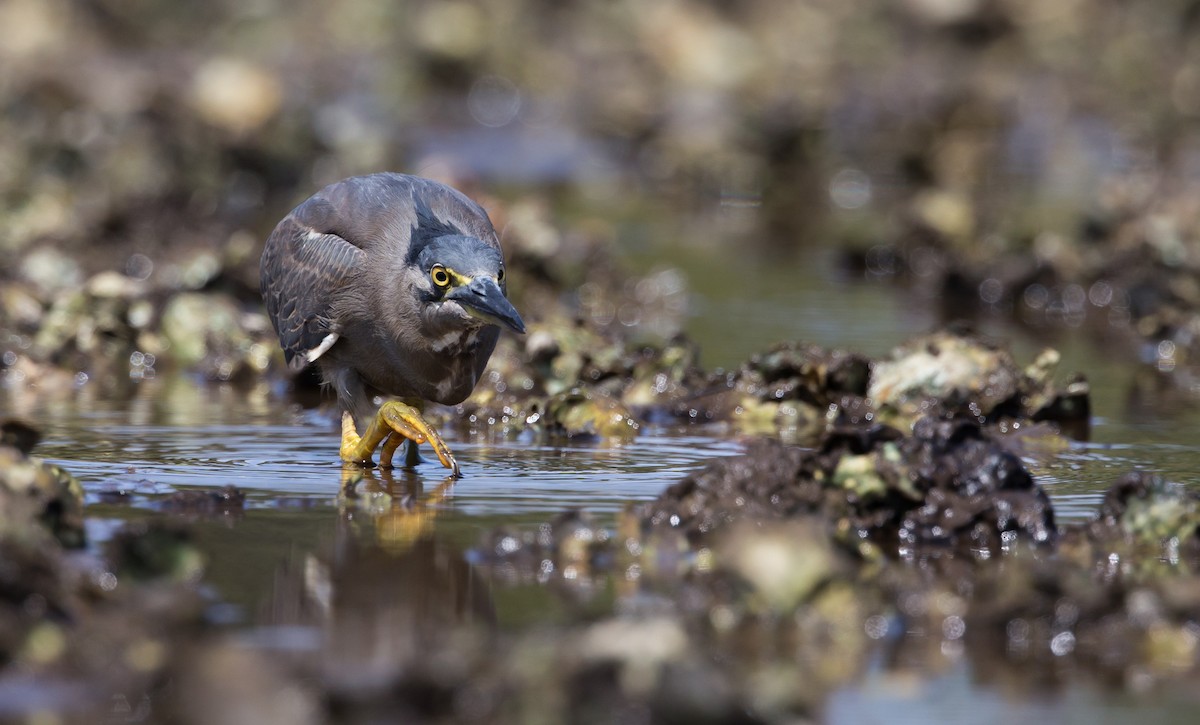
[263,470,498,693]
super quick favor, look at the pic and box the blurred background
[5,0,1200,379]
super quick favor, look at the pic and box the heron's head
[412,235,525,335]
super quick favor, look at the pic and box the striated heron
[260,172,525,476]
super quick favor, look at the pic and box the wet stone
[543,387,640,442]
[106,520,206,583]
[451,328,1088,451]
[0,419,41,455]
[633,440,809,545]
[0,421,86,548]
[633,414,1055,559]
[867,329,1089,434]
[1086,472,1200,561]
[161,485,246,518]
[477,509,614,585]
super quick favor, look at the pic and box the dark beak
[448,277,526,334]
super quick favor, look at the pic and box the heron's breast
[428,328,482,357]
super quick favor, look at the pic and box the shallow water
[8,237,1200,721]
[22,249,1197,527]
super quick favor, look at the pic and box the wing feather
[260,213,364,370]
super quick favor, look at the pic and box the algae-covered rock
[1086,472,1200,564]
[31,272,147,372]
[106,520,206,584]
[633,414,1054,559]
[868,328,1090,435]
[451,319,704,442]
[543,387,640,441]
[719,520,843,612]
[161,292,272,382]
[0,420,85,548]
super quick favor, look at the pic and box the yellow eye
[497,267,505,282]
[431,265,451,288]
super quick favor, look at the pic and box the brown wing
[260,199,365,370]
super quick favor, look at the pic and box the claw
[339,402,460,476]
[340,411,374,466]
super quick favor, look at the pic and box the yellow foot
[339,403,460,477]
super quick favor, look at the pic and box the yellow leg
[339,402,460,477]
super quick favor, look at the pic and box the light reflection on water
[22,354,1200,530]
[26,385,743,517]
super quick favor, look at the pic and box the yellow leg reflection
[339,464,456,554]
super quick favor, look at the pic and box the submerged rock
[161,485,246,518]
[478,508,614,587]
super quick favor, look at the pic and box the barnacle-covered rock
[869,329,1090,433]
[706,342,872,442]
[30,271,147,373]
[1082,472,1200,565]
[452,317,707,442]
[632,439,808,544]
[161,292,273,382]
[0,419,85,547]
[632,414,1055,559]
[869,330,1021,417]
[542,387,640,442]
[106,519,206,584]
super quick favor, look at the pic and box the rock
[0,421,85,548]
[633,414,1055,559]
[1087,472,1200,562]
[543,387,640,441]
[189,58,283,136]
